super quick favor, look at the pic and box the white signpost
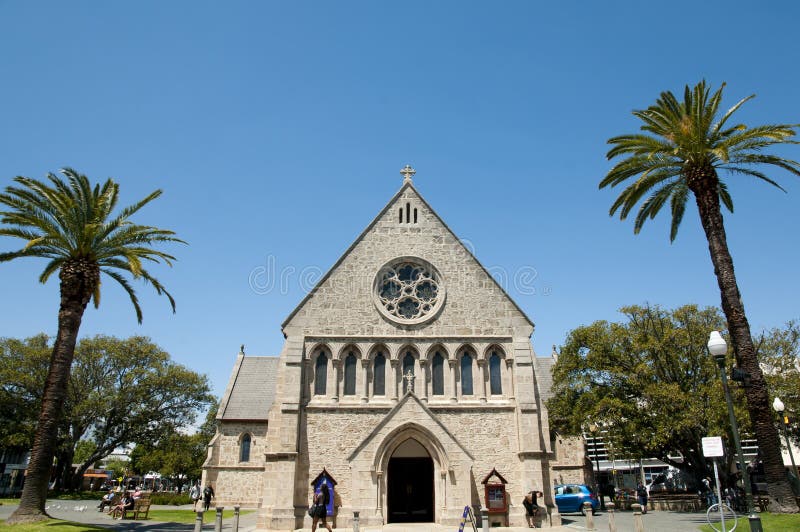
[702,436,731,531]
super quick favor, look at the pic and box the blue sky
[2,1,799,400]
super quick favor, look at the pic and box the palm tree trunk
[6,266,93,523]
[692,176,798,512]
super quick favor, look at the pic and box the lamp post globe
[772,396,799,490]
[773,397,784,414]
[707,331,728,358]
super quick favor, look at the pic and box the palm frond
[602,80,799,240]
[0,168,186,323]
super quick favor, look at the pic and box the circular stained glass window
[374,258,445,325]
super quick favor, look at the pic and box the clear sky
[1,1,799,400]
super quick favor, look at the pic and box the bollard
[548,503,561,527]
[480,508,489,532]
[215,506,224,532]
[353,510,360,532]
[233,505,240,532]
[606,502,616,532]
[583,501,596,530]
[194,510,204,532]
[632,503,643,532]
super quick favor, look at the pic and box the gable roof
[282,180,534,331]
[346,390,475,462]
[217,355,280,421]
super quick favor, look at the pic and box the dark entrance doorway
[387,439,434,523]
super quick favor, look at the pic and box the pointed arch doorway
[387,438,434,523]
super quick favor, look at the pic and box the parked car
[554,484,599,515]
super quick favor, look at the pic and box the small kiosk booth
[481,468,508,527]
[311,469,337,524]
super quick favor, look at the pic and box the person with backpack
[203,483,215,511]
[311,483,333,532]
[636,482,648,514]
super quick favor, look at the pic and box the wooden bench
[123,493,151,520]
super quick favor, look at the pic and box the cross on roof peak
[400,164,416,184]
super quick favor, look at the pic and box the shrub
[150,492,192,505]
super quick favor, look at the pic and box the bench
[123,493,151,520]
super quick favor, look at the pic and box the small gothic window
[374,352,386,396]
[432,352,444,395]
[402,352,415,394]
[240,433,251,462]
[344,352,356,395]
[314,352,328,395]
[461,353,473,396]
[413,208,418,223]
[399,207,403,223]
[406,202,410,223]
[490,352,502,395]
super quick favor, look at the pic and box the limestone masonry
[204,169,582,530]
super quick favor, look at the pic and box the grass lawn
[148,508,253,523]
[0,521,105,531]
[699,512,800,531]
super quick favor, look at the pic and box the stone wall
[283,186,534,340]
[549,433,588,486]
[205,421,268,507]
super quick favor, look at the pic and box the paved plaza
[0,501,729,532]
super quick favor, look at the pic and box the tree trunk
[6,265,94,524]
[690,171,799,512]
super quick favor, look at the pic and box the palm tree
[600,81,800,512]
[0,168,184,523]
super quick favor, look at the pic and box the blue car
[554,484,599,515]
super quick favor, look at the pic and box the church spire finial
[400,164,416,184]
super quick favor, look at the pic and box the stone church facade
[204,168,570,530]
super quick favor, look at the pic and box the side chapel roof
[217,354,280,421]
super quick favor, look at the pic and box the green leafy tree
[600,81,800,511]
[130,433,207,493]
[103,458,128,485]
[0,335,49,451]
[0,169,184,523]
[73,440,97,468]
[0,334,213,491]
[758,321,800,447]
[547,304,740,486]
[59,335,213,490]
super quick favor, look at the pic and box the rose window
[374,259,445,324]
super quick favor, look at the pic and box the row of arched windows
[311,347,507,400]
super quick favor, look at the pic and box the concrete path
[0,501,725,532]
[0,500,259,531]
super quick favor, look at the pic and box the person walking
[636,482,648,514]
[203,483,215,511]
[522,490,543,527]
[311,483,333,532]
[189,482,201,511]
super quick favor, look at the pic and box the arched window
[489,352,502,395]
[461,353,473,396]
[432,352,444,396]
[240,433,251,462]
[373,352,386,396]
[402,352,415,394]
[344,352,357,395]
[314,352,328,395]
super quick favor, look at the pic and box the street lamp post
[708,331,763,532]
[772,397,799,487]
[589,424,606,511]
